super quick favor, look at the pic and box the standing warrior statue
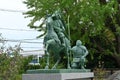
[51,10,68,46]
[71,40,88,69]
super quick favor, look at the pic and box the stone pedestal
[22,69,94,80]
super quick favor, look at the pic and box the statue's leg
[52,57,61,69]
[67,55,71,69]
[45,44,49,69]
[80,58,85,69]
[45,51,49,69]
[67,49,71,69]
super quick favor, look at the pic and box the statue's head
[76,40,82,46]
[45,14,51,20]
[46,14,54,23]
[52,10,61,20]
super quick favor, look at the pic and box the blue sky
[0,0,44,51]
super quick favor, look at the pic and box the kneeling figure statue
[71,40,88,69]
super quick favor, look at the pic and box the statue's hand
[81,56,85,59]
[62,43,66,47]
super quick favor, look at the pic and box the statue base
[22,69,94,80]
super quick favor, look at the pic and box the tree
[24,0,120,68]
[0,46,32,80]
[96,0,120,67]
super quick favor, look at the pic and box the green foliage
[24,0,119,42]
[24,0,120,68]
[94,68,106,80]
[23,0,104,40]
[0,53,32,80]
[27,65,41,69]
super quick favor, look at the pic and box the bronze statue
[43,10,88,69]
[71,40,88,69]
[43,11,71,69]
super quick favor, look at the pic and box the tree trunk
[116,36,120,54]
[99,0,107,4]
[112,54,120,67]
